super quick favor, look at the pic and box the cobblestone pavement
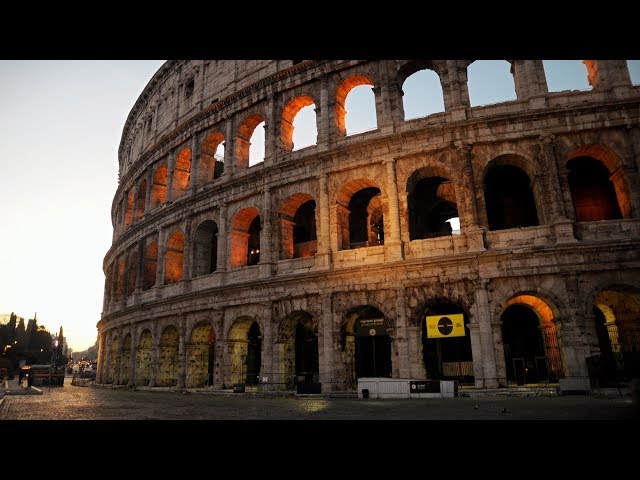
[0,384,637,420]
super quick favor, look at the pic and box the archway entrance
[187,322,215,388]
[592,287,640,385]
[120,334,131,385]
[158,326,179,387]
[135,330,152,386]
[278,311,319,392]
[341,306,391,388]
[421,303,473,384]
[228,317,262,386]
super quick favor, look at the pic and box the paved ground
[0,383,637,420]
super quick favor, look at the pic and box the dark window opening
[501,305,547,385]
[484,165,538,230]
[295,322,319,384]
[185,79,195,99]
[247,216,261,265]
[348,187,383,249]
[409,177,459,240]
[193,221,218,277]
[245,322,262,385]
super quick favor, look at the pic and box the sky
[0,60,638,352]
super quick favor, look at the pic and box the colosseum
[96,60,640,394]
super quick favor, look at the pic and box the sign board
[233,383,245,393]
[410,380,441,393]
[426,314,465,339]
[357,318,388,337]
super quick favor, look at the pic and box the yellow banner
[426,314,466,338]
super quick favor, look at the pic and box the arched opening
[420,302,474,384]
[467,60,517,107]
[108,335,118,383]
[281,96,317,151]
[401,68,445,120]
[171,148,191,200]
[567,156,623,221]
[236,114,265,170]
[125,190,134,227]
[337,180,384,250]
[500,295,562,385]
[115,256,125,300]
[628,60,640,85]
[484,164,538,230]
[142,241,157,290]
[228,317,261,386]
[340,305,391,389]
[592,287,640,385]
[335,75,377,137]
[230,207,260,268]
[407,173,460,240]
[542,60,590,92]
[136,180,147,220]
[278,311,319,392]
[193,220,218,277]
[200,132,225,184]
[120,334,131,385]
[135,329,152,386]
[126,250,138,296]
[187,322,215,388]
[164,230,184,284]
[279,193,317,259]
[151,164,167,208]
[157,325,179,387]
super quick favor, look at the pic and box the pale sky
[1,59,637,352]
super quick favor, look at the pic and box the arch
[228,317,261,386]
[592,286,640,383]
[193,220,218,277]
[158,325,179,387]
[136,180,147,220]
[336,179,383,250]
[401,67,445,120]
[281,95,317,151]
[120,333,131,385]
[419,301,474,384]
[126,249,138,296]
[187,321,216,388]
[135,329,152,386]
[200,132,224,183]
[171,148,191,200]
[407,169,459,240]
[483,158,539,230]
[340,305,391,389]
[151,164,167,208]
[164,230,184,284]
[278,311,319,390]
[279,193,317,259]
[107,334,118,383]
[335,74,376,137]
[501,293,563,384]
[566,145,631,219]
[467,60,516,107]
[230,207,260,268]
[125,189,134,227]
[142,240,157,290]
[542,60,590,92]
[236,113,265,170]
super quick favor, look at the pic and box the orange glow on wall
[151,164,167,208]
[281,95,315,151]
[200,132,224,184]
[335,75,374,137]
[230,207,260,268]
[136,180,147,220]
[125,190,135,227]
[236,114,265,170]
[172,148,191,200]
[143,241,158,290]
[164,230,184,284]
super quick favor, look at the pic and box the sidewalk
[1,378,43,397]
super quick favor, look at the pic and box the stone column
[584,60,632,92]
[261,303,274,383]
[264,95,276,166]
[473,282,499,388]
[372,85,384,132]
[166,150,175,203]
[114,335,123,385]
[128,331,137,387]
[148,325,160,387]
[456,142,486,252]
[317,75,330,150]
[182,217,193,283]
[260,187,273,277]
[176,319,187,389]
[96,334,105,383]
[376,63,395,133]
[512,60,549,102]
[315,174,332,269]
[223,119,235,177]
[383,158,404,261]
[144,168,153,218]
[217,203,228,272]
[156,228,165,292]
[319,293,334,392]
[445,60,469,120]
[190,134,199,193]
[395,286,411,378]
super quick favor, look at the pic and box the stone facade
[97,60,640,391]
